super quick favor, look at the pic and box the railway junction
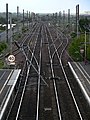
[0,22,90,120]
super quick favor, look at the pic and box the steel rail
[27,26,40,68]
[23,50,48,86]
[47,26,84,120]
[36,36,42,120]
[6,61,27,120]
[45,25,62,120]
[22,26,48,86]
[4,23,40,120]
[21,24,40,48]
[52,41,63,59]
[15,25,41,120]
[15,65,30,120]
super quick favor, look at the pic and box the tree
[0,17,6,24]
[79,17,90,32]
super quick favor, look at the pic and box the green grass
[0,42,7,53]
[68,34,90,61]
[0,60,4,68]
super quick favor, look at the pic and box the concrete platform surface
[0,69,21,120]
[68,62,90,105]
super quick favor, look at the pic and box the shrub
[0,42,7,53]
[0,60,4,68]
[68,34,90,61]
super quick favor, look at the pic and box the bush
[0,26,5,31]
[87,45,90,61]
[0,42,7,53]
[68,34,90,61]
[71,32,77,38]
[0,60,4,68]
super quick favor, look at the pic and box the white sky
[0,0,90,14]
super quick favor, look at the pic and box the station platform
[68,62,90,105]
[0,69,21,120]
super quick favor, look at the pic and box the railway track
[45,25,89,120]
[6,23,42,120]
[6,22,89,120]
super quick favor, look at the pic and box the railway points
[0,22,90,120]
[0,2,90,120]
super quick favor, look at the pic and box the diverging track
[6,22,87,120]
[45,25,84,120]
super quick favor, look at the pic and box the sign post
[8,55,15,65]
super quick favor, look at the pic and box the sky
[0,0,90,14]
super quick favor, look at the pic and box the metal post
[68,9,70,25]
[55,12,57,25]
[23,9,24,27]
[17,6,19,33]
[76,4,79,38]
[89,31,90,43]
[85,31,87,60]
[53,13,54,25]
[63,10,65,29]
[59,11,61,25]
[6,3,8,43]
[10,13,12,54]
[27,11,28,28]
[29,11,30,28]
[77,20,79,38]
